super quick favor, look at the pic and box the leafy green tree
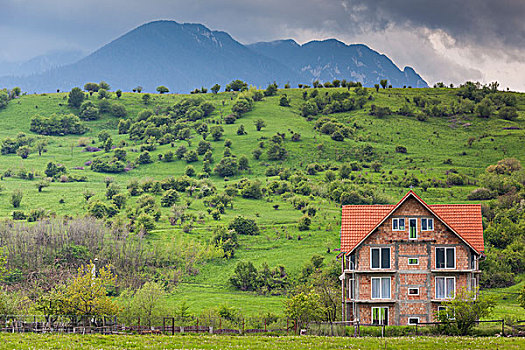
[156,86,169,94]
[16,145,30,159]
[83,82,99,92]
[36,179,50,192]
[380,79,388,89]
[229,80,248,92]
[119,281,167,327]
[112,193,127,210]
[210,125,224,141]
[142,93,151,105]
[230,261,259,291]
[111,104,127,118]
[211,84,221,94]
[285,291,323,331]
[54,262,119,316]
[0,90,9,109]
[279,95,290,107]
[161,189,180,207]
[254,119,266,131]
[99,81,110,90]
[98,89,110,99]
[475,97,494,118]
[437,288,496,335]
[499,106,518,120]
[10,190,23,208]
[212,226,238,258]
[264,82,278,96]
[68,87,85,108]
[115,89,122,99]
[229,215,259,235]
[214,157,238,177]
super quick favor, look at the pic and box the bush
[212,226,238,259]
[467,188,495,200]
[241,181,263,199]
[30,114,87,135]
[90,158,125,173]
[184,150,198,163]
[161,189,179,207]
[214,157,238,177]
[229,216,259,235]
[230,261,259,291]
[224,114,236,124]
[111,104,127,118]
[10,190,23,208]
[395,145,407,153]
[298,215,311,231]
[68,87,85,108]
[499,106,518,120]
[137,152,153,164]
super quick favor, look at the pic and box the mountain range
[0,20,427,93]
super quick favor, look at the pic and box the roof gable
[340,191,484,254]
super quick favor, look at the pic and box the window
[421,218,434,231]
[392,218,405,231]
[348,279,355,299]
[408,258,419,265]
[372,277,391,299]
[471,277,477,291]
[436,247,455,269]
[371,247,390,269]
[470,254,476,270]
[409,218,418,239]
[408,288,419,296]
[408,317,419,325]
[436,277,455,299]
[372,307,389,325]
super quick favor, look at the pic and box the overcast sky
[1,0,524,90]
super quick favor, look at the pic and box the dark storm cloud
[1,0,524,89]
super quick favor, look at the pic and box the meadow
[0,84,524,319]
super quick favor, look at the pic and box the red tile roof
[341,191,485,254]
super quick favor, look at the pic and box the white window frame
[408,317,419,325]
[408,218,418,239]
[435,247,456,269]
[392,218,405,231]
[421,218,434,231]
[348,278,355,299]
[370,247,391,269]
[371,307,389,325]
[408,287,419,296]
[408,258,419,266]
[371,277,391,299]
[435,276,456,299]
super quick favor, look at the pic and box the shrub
[224,114,236,124]
[30,114,87,135]
[499,106,518,120]
[230,261,259,291]
[467,188,495,200]
[241,181,263,199]
[137,152,153,164]
[298,215,311,231]
[197,141,212,155]
[214,157,238,177]
[279,95,290,107]
[229,216,259,235]
[68,87,85,108]
[111,104,127,118]
[184,150,198,163]
[161,189,180,207]
[212,227,238,259]
[395,145,407,153]
[12,210,27,220]
[90,158,125,173]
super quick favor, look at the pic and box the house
[339,190,484,326]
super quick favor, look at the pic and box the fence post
[358,321,361,337]
[172,317,175,336]
[415,323,418,336]
[264,317,267,332]
[137,317,141,334]
[502,319,505,336]
[242,317,245,335]
[286,318,289,335]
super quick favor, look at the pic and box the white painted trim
[435,247,456,269]
[408,258,419,266]
[435,276,456,299]
[371,277,391,299]
[408,287,419,296]
[392,218,405,231]
[370,247,391,270]
[421,218,434,231]
[408,218,418,239]
[408,317,419,325]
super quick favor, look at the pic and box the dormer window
[392,218,405,231]
[421,218,434,231]
[409,218,418,239]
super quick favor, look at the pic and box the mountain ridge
[0,20,427,92]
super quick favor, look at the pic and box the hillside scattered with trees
[0,80,523,322]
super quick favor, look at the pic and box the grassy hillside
[0,84,524,318]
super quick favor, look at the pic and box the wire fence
[0,315,521,337]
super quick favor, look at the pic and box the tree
[55,262,119,316]
[254,119,266,131]
[229,261,259,291]
[16,145,30,159]
[161,189,180,207]
[83,82,99,92]
[68,87,85,108]
[115,89,122,99]
[437,288,496,335]
[0,91,9,109]
[156,86,169,94]
[211,84,221,94]
[214,157,238,177]
[374,84,380,92]
[229,80,248,92]
[11,190,23,208]
[229,216,259,235]
[212,226,238,259]
[236,124,247,135]
[279,95,290,107]
[142,93,151,105]
[99,81,110,90]
[285,291,323,331]
[380,79,388,89]
[111,104,127,118]
[264,82,278,96]
[499,106,518,120]
[210,125,224,141]
[36,180,50,192]
[475,97,494,118]
[119,281,167,327]
[135,86,143,93]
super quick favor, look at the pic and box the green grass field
[0,334,524,350]
[0,86,524,317]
